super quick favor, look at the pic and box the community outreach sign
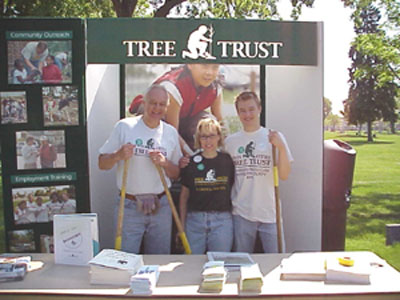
[87,18,318,65]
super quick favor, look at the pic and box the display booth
[1,18,323,254]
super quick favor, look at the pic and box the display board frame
[0,18,90,253]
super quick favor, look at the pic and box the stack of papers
[280,253,326,281]
[200,261,227,292]
[325,257,371,285]
[0,263,27,282]
[0,255,44,274]
[130,265,160,295]
[88,249,144,286]
[240,263,264,292]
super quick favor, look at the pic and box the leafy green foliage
[170,0,314,19]
[2,0,116,17]
[1,0,316,19]
[323,97,333,120]
[344,1,398,142]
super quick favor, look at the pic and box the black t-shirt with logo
[180,151,235,212]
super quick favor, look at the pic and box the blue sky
[279,0,355,115]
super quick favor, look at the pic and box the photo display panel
[0,18,89,253]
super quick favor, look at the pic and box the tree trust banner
[87,18,317,66]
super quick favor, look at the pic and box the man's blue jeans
[114,194,172,254]
[186,211,233,254]
[233,214,283,253]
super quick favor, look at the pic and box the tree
[378,82,399,133]
[2,0,315,19]
[344,1,399,141]
[323,97,332,120]
[342,0,399,87]
[1,0,116,17]
[171,0,315,19]
[327,114,341,132]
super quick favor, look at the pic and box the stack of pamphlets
[279,253,326,281]
[325,256,371,285]
[240,263,264,292]
[130,265,160,295]
[200,261,227,292]
[0,255,44,282]
[0,262,27,282]
[88,249,144,286]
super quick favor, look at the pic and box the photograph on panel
[12,185,76,225]
[40,234,54,253]
[7,40,72,85]
[125,64,260,154]
[15,130,66,170]
[42,85,79,126]
[0,91,27,124]
[7,229,36,253]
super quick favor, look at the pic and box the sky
[279,0,356,114]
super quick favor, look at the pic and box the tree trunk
[111,0,137,17]
[390,121,396,134]
[367,121,373,142]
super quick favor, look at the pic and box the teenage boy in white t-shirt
[225,91,294,253]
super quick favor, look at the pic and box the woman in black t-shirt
[179,118,235,254]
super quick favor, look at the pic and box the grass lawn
[325,131,400,271]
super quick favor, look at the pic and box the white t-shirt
[13,68,27,84]
[47,201,62,221]
[225,127,294,223]
[26,201,38,223]
[99,116,182,195]
[21,42,48,62]
[15,207,29,224]
[21,144,38,165]
[55,52,67,61]
[36,204,49,222]
[60,199,76,214]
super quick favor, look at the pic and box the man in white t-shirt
[35,197,49,223]
[26,193,38,223]
[225,91,294,253]
[21,41,48,75]
[60,191,76,214]
[47,191,62,221]
[21,136,38,169]
[99,85,182,254]
[55,52,68,71]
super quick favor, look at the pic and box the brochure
[89,249,144,286]
[54,213,99,266]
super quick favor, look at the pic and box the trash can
[322,139,356,251]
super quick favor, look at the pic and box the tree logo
[182,24,216,60]
[205,169,216,181]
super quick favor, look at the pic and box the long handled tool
[272,145,283,253]
[115,159,129,250]
[155,164,192,254]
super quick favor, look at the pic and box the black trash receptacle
[322,139,356,251]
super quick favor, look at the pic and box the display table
[1,251,399,299]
